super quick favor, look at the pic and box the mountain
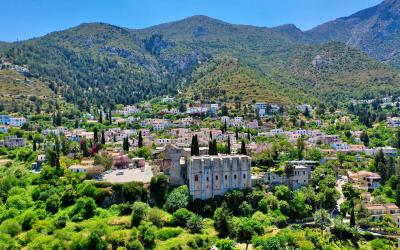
[305,0,400,67]
[0,15,399,108]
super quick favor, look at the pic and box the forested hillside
[1,14,399,108]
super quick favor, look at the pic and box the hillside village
[2,91,400,248]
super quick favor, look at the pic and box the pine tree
[240,140,247,155]
[138,130,143,148]
[227,136,231,154]
[101,130,105,145]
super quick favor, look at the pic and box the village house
[364,147,397,157]
[0,115,11,125]
[365,204,400,228]
[9,117,26,127]
[387,117,400,128]
[348,170,381,192]
[264,164,311,190]
[1,136,25,148]
[69,164,104,177]
[0,126,8,133]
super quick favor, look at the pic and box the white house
[9,117,26,127]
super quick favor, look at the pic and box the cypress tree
[33,139,37,151]
[191,135,200,156]
[194,135,200,156]
[99,110,103,124]
[223,120,227,133]
[247,128,251,140]
[123,137,129,152]
[235,128,239,140]
[138,130,143,148]
[101,130,106,145]
[350,199,356,227]
[93,127,98,143]
[240,140,247,155]
[208,141,213,155]
[212,139,218,155]
[108,109,112,123]
[227,136,231,155]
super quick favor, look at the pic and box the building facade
[187,155,252,200]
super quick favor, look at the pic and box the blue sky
[1,0,382,42]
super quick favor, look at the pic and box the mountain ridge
[1,4,400,108]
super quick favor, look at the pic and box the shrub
[69,197,97,222]
[156,227,183,241]
[172,208,194,227]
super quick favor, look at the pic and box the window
[303,171,305,175]
[225,175,228,180]
[243,174,246,179]
[195,175,198,181]
[216,176,219,180]
[206,177,209,181]
[234,174,237,179]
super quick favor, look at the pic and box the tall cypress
[227,136,231,155]
[93,127,98,143]
[123,137,129,152]
[101,130,106,145]
[191,135,200,156]
[138,130,143,148]
[99,110,103,124]
[241,140,247,155]
[33,139,37,151]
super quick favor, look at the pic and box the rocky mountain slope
[303,0,400,67]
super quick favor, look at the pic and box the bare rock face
[312,55,327,70]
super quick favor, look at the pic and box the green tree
[214,206,233,238]
[297,137,305,160]
[186,214,203,234]
[150,174,169,207]
[138,222,156,249]
[360,131,369,147]
[131,202,149,227]
[69,197,97,222]
[313,209,331,230]
[164,185,189,213]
